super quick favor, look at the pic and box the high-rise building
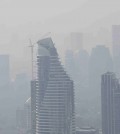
[101,72,120,134]
[112,25,120,76]
[31,38,75,134]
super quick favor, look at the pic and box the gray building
[31,38,75,134]
[101,72,120,134]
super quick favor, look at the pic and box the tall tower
[31,38,75,134]
[101,72,120,134]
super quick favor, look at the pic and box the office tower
[31,38,75,134]
[112,25,120,76]
[101,72,120,134]
[0,55,10,90]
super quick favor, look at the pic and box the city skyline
[0,1,120,133]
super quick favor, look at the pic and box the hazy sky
[0,0,87,28]
[0,0,120,78]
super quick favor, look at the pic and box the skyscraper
[31,38,75,134]
[101,72,120,134]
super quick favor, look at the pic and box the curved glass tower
[34,38,75,134]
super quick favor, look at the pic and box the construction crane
[29,39,35,80]
[29,32,51,80]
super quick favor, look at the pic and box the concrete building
[31,38,76,134]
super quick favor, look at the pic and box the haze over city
[0,0,119,77]
[0,0,120,134]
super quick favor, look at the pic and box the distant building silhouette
[31,38,75,134]
[16,108,26,133]
[70,32,83,51]
[89,45,113,128]
[14,73,30,107]
[65,49,76,79]
[16,98,31,134]
[101,72,120,134]
[74,49,89,85]
[89,45,113,101]
[112,25,120,77]
[65,48,91,128]
[65,33,83,52]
